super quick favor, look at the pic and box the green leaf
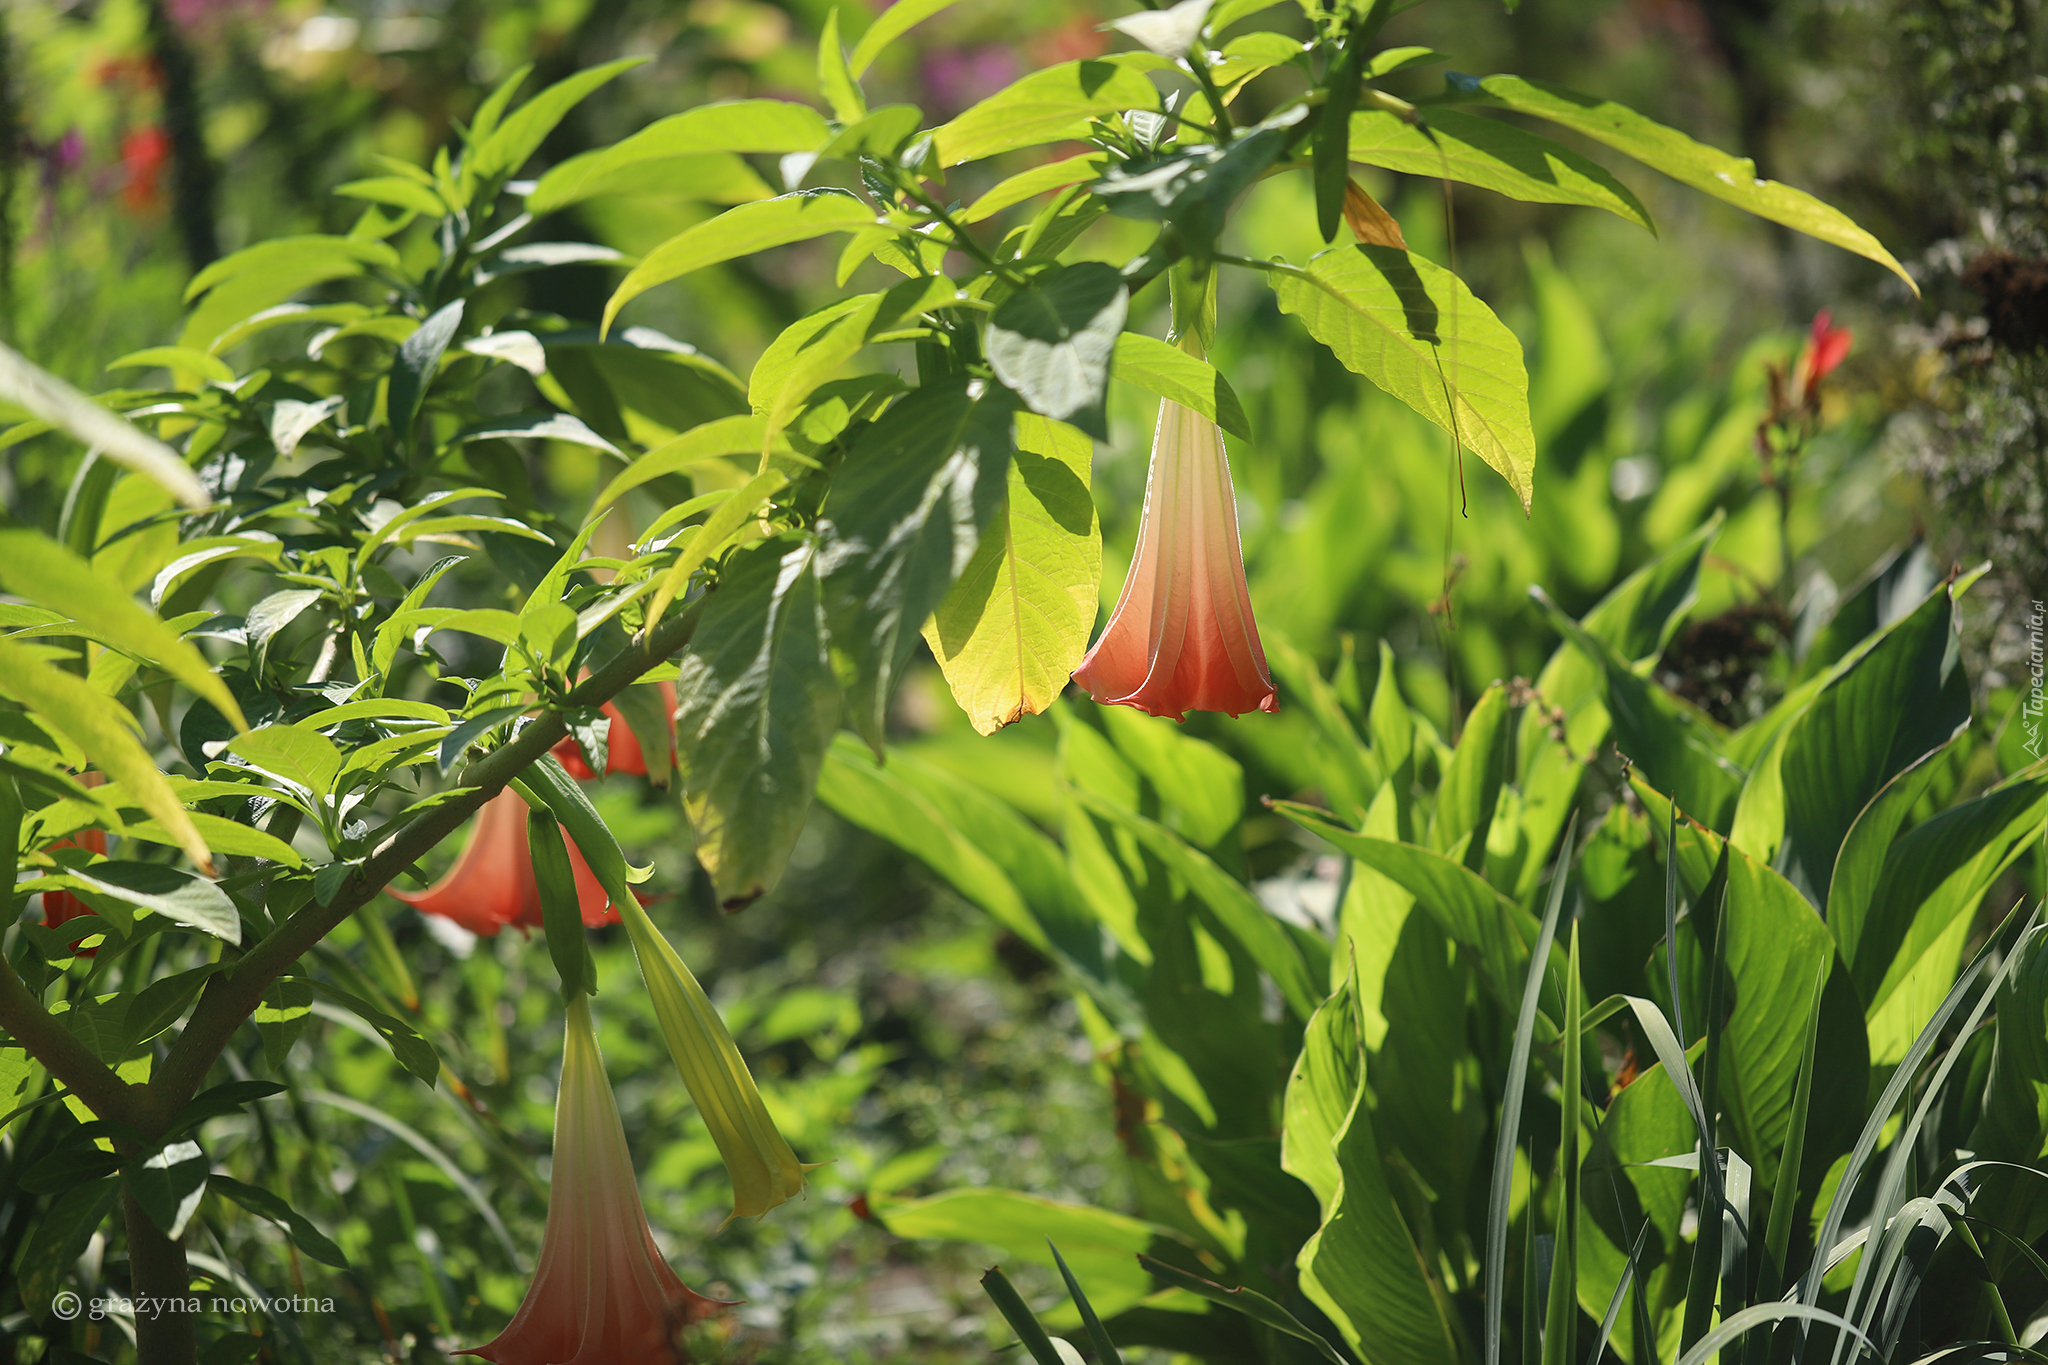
[68,860,242,945]
[1774,580,1972,908]
[211,1174,350,1268]
[469,57,647,182]
[980,1265,1070,1365]
[126,965,220,1045]
[1852,770,2047,1064]
[127,1137,210,1236]
[755,275,958,455]
[454,411,620,453]
[124,811,304,868]
[966,153,1111,223]
[229,723,344,798]
[1069,787,1322,1020]
[1272,245,1535,511]
[15,1177,120,1311]
[179,235,399,354]
[388,299,464,444]
[1111,333,1252,441]
[1093,107,1306,258]
[879,1187,1170,1317]
[0,341,208,508]
[335,176,449,218]
[525,150,773,214]
[589,414,784,513]
[1348,108,1654,231]
[1970,925,2048,1162]
[933,59,1162,166]
[817,9,868,124]
[1138,1256,1346,1364]
[106,346,236,384]
[0,528,248,731]
[0,636,216,873]
[253,977,312,1071]
[849,0,967,75]
[987,263,1127,440]
[527,100,829,214]
[309,981,440,1084]
[1432,681,1511,867]
[674,537,841,909]
[818,104,924,162]
[921,413,1100,735]
[1283,970,1464,1365]
[1315,40,1363,242]
[819,378,1018,752]
[603,190,876,336]
[1448,73,1914,291]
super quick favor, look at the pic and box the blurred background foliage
[0,0,2042,1360]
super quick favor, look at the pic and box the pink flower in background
[1072,393,1279,721]
[920,45,1020,116]
[461,995,728,1364]
[1798,310,1852,402]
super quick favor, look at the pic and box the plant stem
[124,1183,196,1365]
[0,953,132,1121]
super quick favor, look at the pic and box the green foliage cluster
[0,1,2034,1364]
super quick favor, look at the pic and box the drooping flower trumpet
[550,682,676,782]
[1072,367,1279,721]
[460,993,725,1365]
[391,789,618,936]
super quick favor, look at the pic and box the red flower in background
[550,684,675,781]
[41,772,109,956]
[460,994,728,1365]
[391,790,619,936]
[120,126,171,214]
[1798,310,1852,402]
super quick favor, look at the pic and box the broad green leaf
[644,468,787,630]
[1273,245,1534,510]
[922,414,1099,735]
[1854,771,2047,1063]
[817,9,867,124]
[819,378,1017,752]
[387,299,464,444]
[965,153,1110,223]
[755,275,958,454]
[527,101,828,213]
[848,0,967,76]
[67,861,241,945]
[0,342,207,508]
[355,487,502,569]
[1070,787,1322,1020]
[0,637,213,873]
[986,263,1127,439]
[1096,705,1245,852]
[1111,333,1252,441]
[471,242,630,285]
[105,347,235,384]
[524,150,773,214]
[15,1179,121,1312]
[1432,681,1511,867]
[229,724,344,797]
[603,190,876,335]
[673,537,841,909]
[1448,74,1914,290]
[211,1174,349,1268]
[466,62,531,148]
[1283,976,1463,1365]
[0,529,247,731]
[1823,741,1955,946]
[1774,580,1972,908]
[933,60,1162,166]
[469,57,647,181]
[878,1187,1168,1317]
[1349,109,1653,231]
[123,812,304,868]
[817,104,924,161]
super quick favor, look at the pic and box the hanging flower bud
[460,994,728,1365]
[391,790,618,936]
[1071,384,1278,721]
[1796,310,1852,404]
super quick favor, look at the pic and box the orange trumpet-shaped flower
[1071,395,1278,721]
[391,790,618,936]
[461,994,727,1365]
[551,683,676,781]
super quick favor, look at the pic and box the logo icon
[52,1290,82,1321]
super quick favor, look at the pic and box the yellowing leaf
[923,415,1100,735]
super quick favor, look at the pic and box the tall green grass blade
[1681,844,1733,1353]
[1665,803,1687,1044]
[1541,921,1582,1365]
[981,1264,1069,1365]
[1760,959,1827,1310]
[1050,1240,1123,1365]
[1136,1255,1349,1365]
[1833,904,2042,1365]
[1679,1304,1877,1365]
[1590,1225,1649,1365]
[1797,902,2034,1351]
[1487,813,1579,1365]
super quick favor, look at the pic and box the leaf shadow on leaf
[1358,245,1440,345]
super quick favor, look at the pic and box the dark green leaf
[986,263,1127,439]
[980,1265,1069,1365]
[167,1080,285,1138]
[212,1174,350,1268]
[674,537,841,909]
[819,379,1017,751]
[309,980,439,1084]
[1094,107,1306,259]
[68,861,241,945]
[126,1137,209,1237]
[388,299,464,445]
[16,1177,120,1310]
[126,965,219,1046]
[1139,1255,1347,1364]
